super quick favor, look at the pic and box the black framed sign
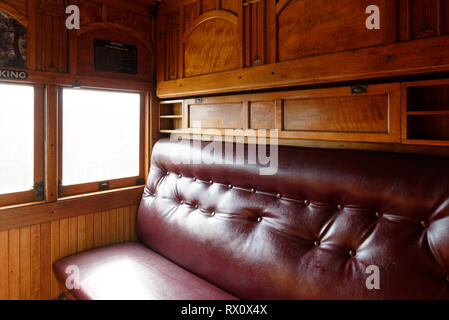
[94,39,138,75]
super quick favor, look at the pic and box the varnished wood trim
[275,0,293,15]
[182,10,239,43]
[46,85,58,202]
[76,22,153,51]
[0,70,152,92]
[157,35,449,98]
[0,186,144,232]
[0,2,28,26]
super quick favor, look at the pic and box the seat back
[137,138,449,299]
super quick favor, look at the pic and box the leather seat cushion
[53,242,237,300]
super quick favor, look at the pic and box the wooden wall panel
[0,0,155,81]
[277,0,384,62]
[189,102,245,129]
[250,101,276,129]
[184,16,240,77]
[283,95,389,133]
[0,205,139,300]
[157,0,449,98]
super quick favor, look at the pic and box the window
[59,88,144,196]
[0,83,44,206]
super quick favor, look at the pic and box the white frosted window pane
[62,89,141,186]
[0,83,34,194]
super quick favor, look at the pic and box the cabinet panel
[177,83,401,144]
[283,95,389,133]
[189,102,245,129]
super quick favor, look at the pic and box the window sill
[0,185,145,232]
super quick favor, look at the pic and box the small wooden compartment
[159,100,183,133]
[403,80,449,146]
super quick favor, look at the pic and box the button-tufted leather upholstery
[54,138,449,300]
[137,138,449,300]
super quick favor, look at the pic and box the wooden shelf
[159,100,183,133]
[403,80,449,146]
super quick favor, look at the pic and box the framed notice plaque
[94,39,138,74]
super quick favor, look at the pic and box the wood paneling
[157,35,449,98]
[0,0,156,81]
[283,95,389,133]
[184,12,240,77]
[157,0,449,98]
[0,205,139,300]
[189,102,246,129]
[179,83,401,143]
[250,101,276,129]
[277,0,384,62]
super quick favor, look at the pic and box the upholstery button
[338,205,343,211]
[276,193,282,199]
[228,184,233,189]
[304,200,310,206]
[192,177,197,181]
[209,180,213,184]
[194,204,199,209]
[251,188,256,193]
[314,240,320,247]
[180,200,184,205]
[375,212,383,218]
[166,172,170,175]
[257,217,263,222]
[421,220,429,228]
[178,174,182,179]
[211,211,215,217]
[349,250,356,257]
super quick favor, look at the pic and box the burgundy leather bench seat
[54,138,449,300]
[53,242,236,300]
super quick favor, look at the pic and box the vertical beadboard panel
[93,212,102,248]
[68,217,78,256]
[8,229,20,300]
[117,208,124,243]
[109,209,118,244]
[0,231,9,299]
[1,205,137,300]
[50,220,61,299]
[124,206,131,241]
[85,214,94,251]
[39,223,51,300]
[30,225,40,300]
[101,211,110,246]
[19,227,31,300]
[77,216,86,253]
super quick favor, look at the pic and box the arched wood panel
[0,2,27,27]
[183,10,240,77]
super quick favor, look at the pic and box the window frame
[57,86,146,198]
[0,83,45,207]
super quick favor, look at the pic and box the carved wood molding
[183,9,238,43]
[76,22,153,51]
[275,0,293,15]
[0,3,28,27]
